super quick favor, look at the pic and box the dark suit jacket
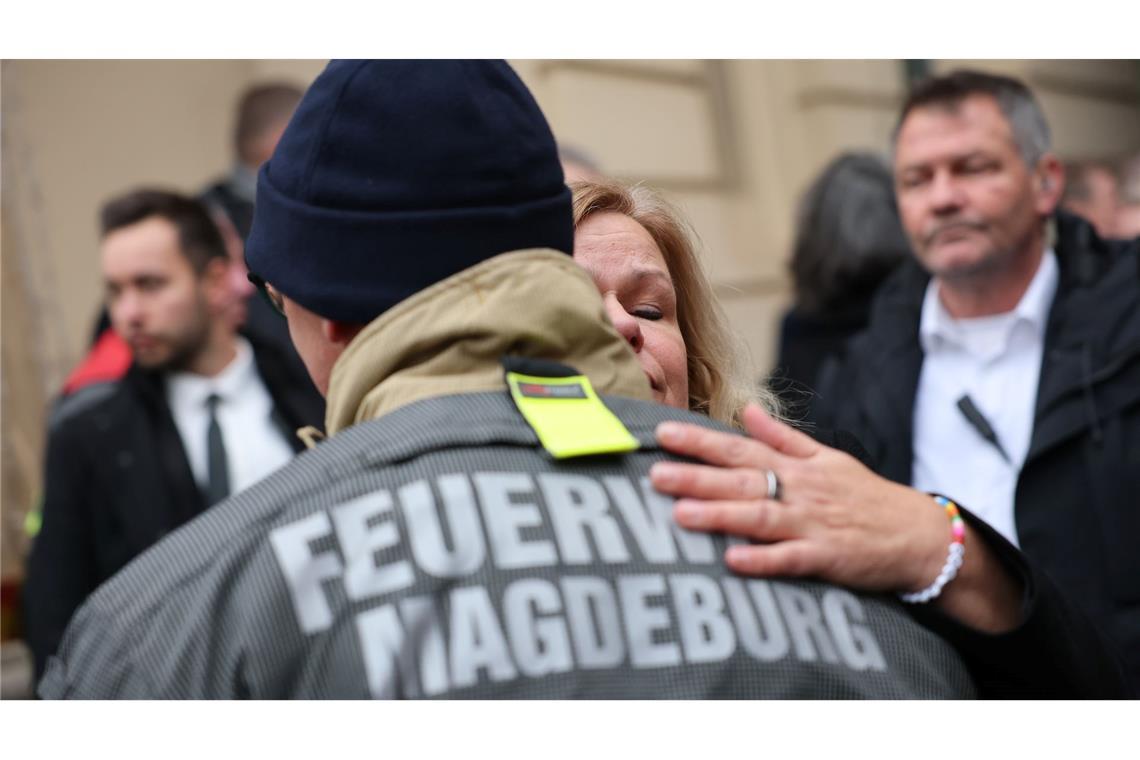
[24,331,325,680]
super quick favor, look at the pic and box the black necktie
[205,393,230,505]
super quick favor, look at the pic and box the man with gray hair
[200,82,304,241]
[815,69,1140,693]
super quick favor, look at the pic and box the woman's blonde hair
[571,179,780,427]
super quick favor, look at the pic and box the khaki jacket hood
[324,249,654,435]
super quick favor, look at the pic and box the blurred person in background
[571,177,1127,696]
[200,82,303,240]
[1061,159,1120,238]
[810,69,1140,693]
[559,143,605,184]
[771,153,910,418]
[53,81,316,423]
[196,81,307,360]
[24,190,324,682]
[1115,153,1140,238]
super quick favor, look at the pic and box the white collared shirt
[166,337,296,499]
[911,249,1059,546]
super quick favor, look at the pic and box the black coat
[772,302,875,419]
[814,429,1128,697]
[24,331,325,680]
[814,211,1140,694]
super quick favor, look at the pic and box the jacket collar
[918,248,1057,360]
[863,211,1122,361]
[853,211,1140,467]
[324,249,654,436]
[125,328,321,451]
[1029,212,1140,457]
[831,263,926,482]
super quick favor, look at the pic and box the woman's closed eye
[632,306,664,321]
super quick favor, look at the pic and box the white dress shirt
[166,337,296,499]
[911,249,1058,546]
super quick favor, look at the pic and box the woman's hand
[650,403,1023,632]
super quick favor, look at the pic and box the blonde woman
[570,178,1127,696]
[571,179,777,427]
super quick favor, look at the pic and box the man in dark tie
[23,188,325,681]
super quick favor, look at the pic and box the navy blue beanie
[245,60,573,324]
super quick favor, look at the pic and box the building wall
[2,59,1138,580]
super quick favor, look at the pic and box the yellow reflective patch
[506,371,640,459]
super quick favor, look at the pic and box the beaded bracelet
[899,495,966,604]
